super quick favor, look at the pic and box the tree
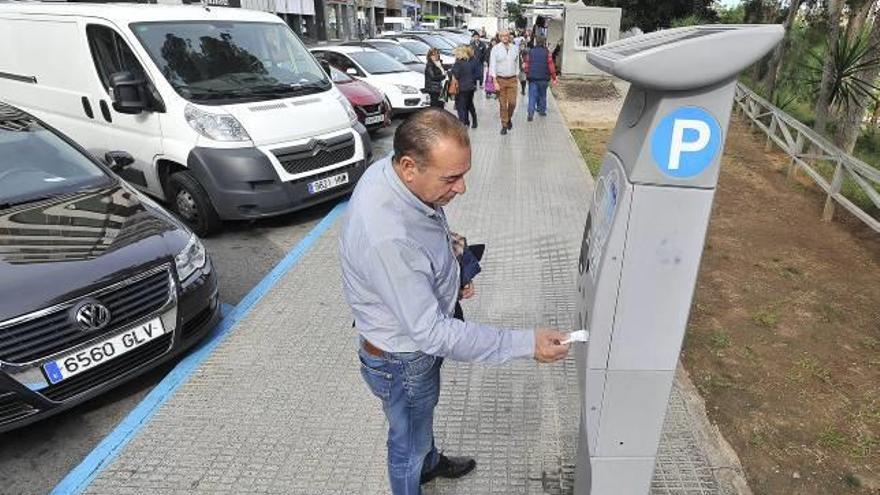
[762,0,805,98]
[506,1,526,28]
[716,2,746,24]
[834,9,880,152]
[813,0,844,135]
[583,0,718,32]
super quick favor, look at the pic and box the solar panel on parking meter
[573,25,783,494]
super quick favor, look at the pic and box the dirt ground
[556,88,880,495]
[551,78,629,128]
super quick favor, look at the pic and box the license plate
[308,172,349,194]
[365,115,385,125]
[42,318,166,384]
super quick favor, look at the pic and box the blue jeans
[528,80,549,117]
[359,342,443,495]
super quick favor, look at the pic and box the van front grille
[272,133,356,176]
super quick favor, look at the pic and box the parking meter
[573,25,783,494]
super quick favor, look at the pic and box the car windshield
[131,21,330,104]
[330,66,354,83]
[371,42,419,64]
[422,35,456,49]
[398,39,430,57]
[0,108,110,207]
[349,51,408,74]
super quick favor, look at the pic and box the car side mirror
[320,59,332,77]
[105,150,134,171]
[346,67,358,76]
[109,71,148,115]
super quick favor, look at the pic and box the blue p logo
[651,107,722,178]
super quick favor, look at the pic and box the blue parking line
[51,200,348,495]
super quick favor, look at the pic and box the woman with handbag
[424,48,446,108]
[450,45,480,128]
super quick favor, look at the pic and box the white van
[0,3,372,236]
[381,16,412,33]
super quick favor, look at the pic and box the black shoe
[539,111,547,117]
[420,455,476,484]
[501,127,507,135]
[507,121,513,130]
[471,122,478,129]
[527,114,534,122]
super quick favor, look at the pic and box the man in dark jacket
[523,36,557,121]
[469,32,487,88]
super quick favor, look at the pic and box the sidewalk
[82,91,733,495]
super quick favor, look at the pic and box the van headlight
[184,104,251,142]
[175,234,207,282]
[394,84,419,94]
[335,92,359,125]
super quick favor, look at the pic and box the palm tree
[813,0,844,135]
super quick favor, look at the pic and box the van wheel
[168,171,222,237]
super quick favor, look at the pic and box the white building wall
[561,4,621,76]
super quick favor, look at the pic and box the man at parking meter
[339,109,570,494]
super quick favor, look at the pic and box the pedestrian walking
[470,32,487,88]
[488,30,520,135]
[424,48,446,108]
[450,45,480,128]
[524,36,558,121]
[517,42,528,96]
[484,36,499,99]
[339,108,570,495]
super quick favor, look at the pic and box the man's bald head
[393,108,470,170]
[391,109,472,207]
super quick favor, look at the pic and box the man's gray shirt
[339,157,535,363]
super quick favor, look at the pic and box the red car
[331,66,392,132]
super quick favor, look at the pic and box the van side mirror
[105,150,134,171]
[346,67,358,76]
[109,71,148,115]
[320,59,332,77]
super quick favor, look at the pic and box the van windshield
[131,21,330,104]
[0,107,110,208]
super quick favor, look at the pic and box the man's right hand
[534,328,570,363]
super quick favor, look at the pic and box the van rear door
[79,18,164,195]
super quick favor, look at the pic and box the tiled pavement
[84,90,729,494]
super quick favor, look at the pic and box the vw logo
[72,301,112,332]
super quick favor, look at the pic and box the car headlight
[394,84,419,94]
[175,234,207,282]
[335,91,359,125]
[184,104,251,142]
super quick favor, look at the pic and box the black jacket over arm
[424,61,445,94]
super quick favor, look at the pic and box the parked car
[0,101,219,433]
[0,3,372,237]
[330,67,391,132]
[383,35,455,68]
[396,32,457,57]
[435,31,471,45]
[310,46,429,113]
[341,39,424,72]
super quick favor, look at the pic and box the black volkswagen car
[0,102,219,432]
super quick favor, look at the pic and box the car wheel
[168,171,222,237]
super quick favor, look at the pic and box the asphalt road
[0,124,397,495]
